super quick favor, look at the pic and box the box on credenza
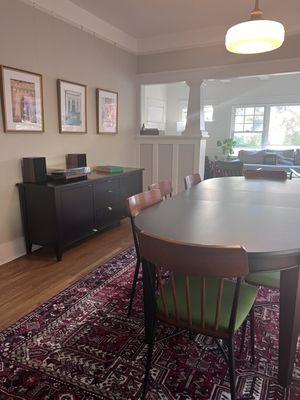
[22,157,47,183]
[66,154,87,169]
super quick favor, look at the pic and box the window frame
[231,102,300,150]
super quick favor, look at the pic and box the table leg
[279,265,300,387]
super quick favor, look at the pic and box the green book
[95,165,124,174]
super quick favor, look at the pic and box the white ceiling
[70,0,300,39]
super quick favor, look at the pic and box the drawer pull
[108,206,113,211]
[108,190,113,193]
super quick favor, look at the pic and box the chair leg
[239,318,247,355]
[127,258,141,317]
[250,306,255,364]
[228,337,237,400]
[142,321,156,400]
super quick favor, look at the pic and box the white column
[183,80,208,138]
[183,80,208,180]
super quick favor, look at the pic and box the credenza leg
[25,242,32,254]
[55,245,63,262]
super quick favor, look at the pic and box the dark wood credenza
[17,168,143,261]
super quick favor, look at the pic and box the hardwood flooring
[0,220,133,331]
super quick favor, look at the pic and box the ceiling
[70,0,300,39]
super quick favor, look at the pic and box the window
[177,104,213,133]
[180,105,214,125]
[268,105,300,146]
[204,105,214,122]
[232,104,300,149]
[232,106,265,148]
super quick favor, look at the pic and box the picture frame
[0,65,44,133]
[96,88,118,134]
[57,79,87,133]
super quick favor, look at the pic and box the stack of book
[95,165,124,174]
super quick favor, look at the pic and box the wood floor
[0,220,133,331]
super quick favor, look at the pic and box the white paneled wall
[137,137,206,193]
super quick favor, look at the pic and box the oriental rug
[0,247,299,399]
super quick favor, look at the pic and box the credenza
[17,168,143,261]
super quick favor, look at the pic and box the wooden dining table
[135,176,300,388]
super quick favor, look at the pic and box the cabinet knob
[108,206,113,211]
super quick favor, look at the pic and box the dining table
[135,176,300,388]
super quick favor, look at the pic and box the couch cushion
[263,153,277,165]
[295,149,300,164]
[238,150,265,164]
[265,149,295,165]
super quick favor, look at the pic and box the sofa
[238,149,300,171]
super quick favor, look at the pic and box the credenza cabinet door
[120,171,143,217]
[93,178,121,229]
[60,185,94,245]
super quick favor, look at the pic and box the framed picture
[0,66,44,132]
[97,88,118,134]
[57,79,87,133]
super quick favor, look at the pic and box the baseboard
[0,237,27,266]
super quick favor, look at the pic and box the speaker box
[22,157,47,183]
[66,154,87,169]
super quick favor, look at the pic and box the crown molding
[19,0,138,54]
[138,24,300,55]
[17,0,300,56]
[137,25,226,55]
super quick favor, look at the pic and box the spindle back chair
[126,189,162,316]
[184,173,201,190]
[244,169,287,180]
[139,231,257,400]
[148,179,173,199]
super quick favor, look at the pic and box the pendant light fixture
[225,0,285,54]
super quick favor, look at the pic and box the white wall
[0,0,138,264]
[202,73,300,158]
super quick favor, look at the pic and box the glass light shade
[226,19,285,54]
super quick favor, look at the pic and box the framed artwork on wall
[57,79,87,133]
[96,88,118,134]
[0,65,44,132]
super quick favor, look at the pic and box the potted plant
[216,138,237,160]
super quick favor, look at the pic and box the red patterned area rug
[0,247,300,399]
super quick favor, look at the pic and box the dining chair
[139,231,257,400]
[126,189,162,317]
[184,173,201,190]
[148,179,173,199]
[244,169,288,180]
[214,160,244,177]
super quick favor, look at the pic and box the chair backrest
[214,161,244,177]
[127,189,162,218]
[184,173,201,190]
[244,169,287,180]
[148,179,173,199]
[139,231,248,334]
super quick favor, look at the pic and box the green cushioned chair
[245,271,280,289]
[139,231,258,400]
[157,275,257,332]
[239,271,280,356]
